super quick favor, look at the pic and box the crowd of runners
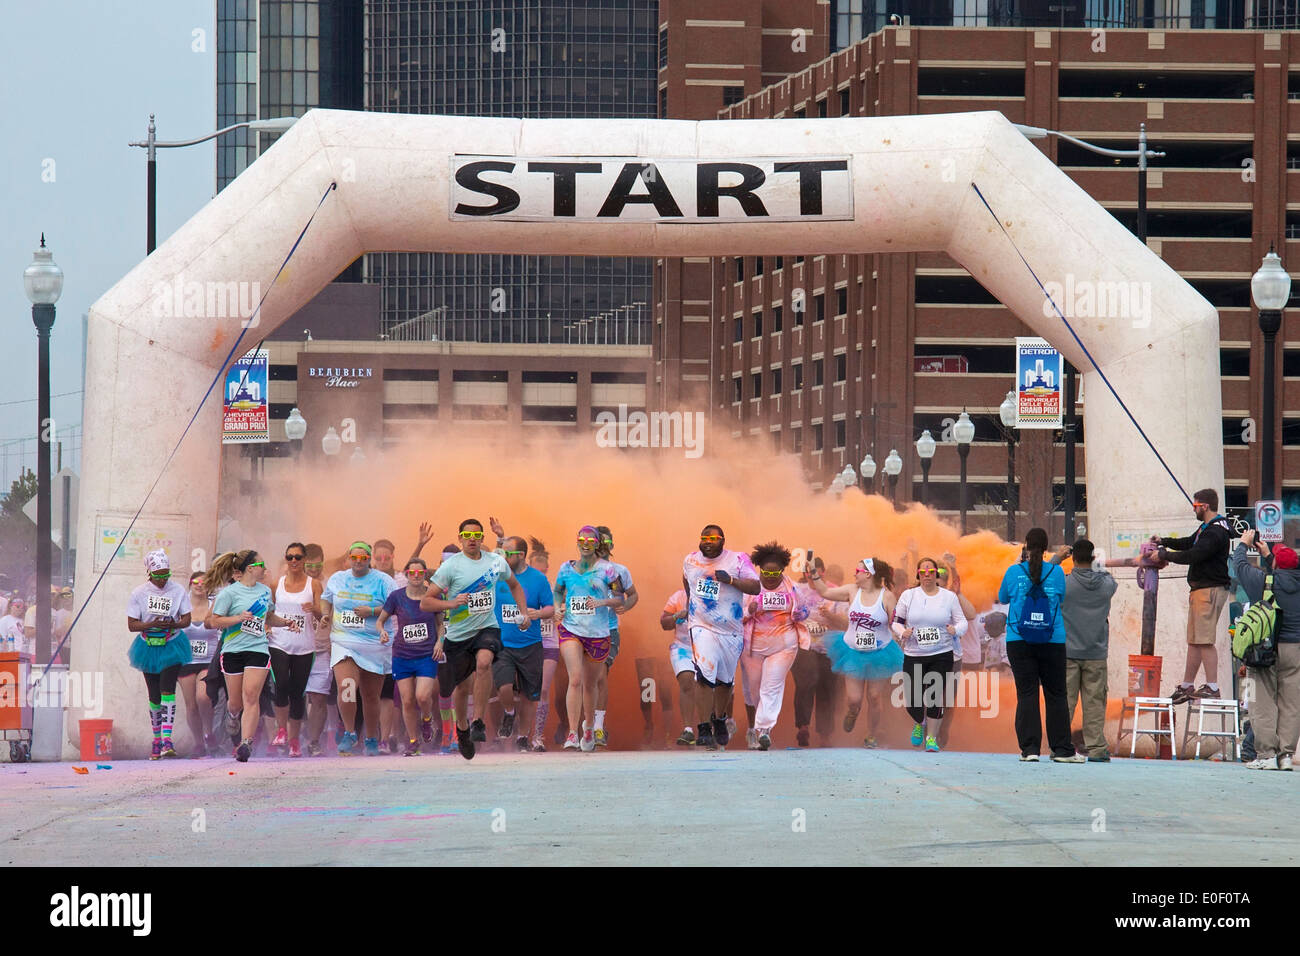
[123,516,1039,762]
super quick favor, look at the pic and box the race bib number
[190,639,209,657]
[914,626,943,647]
[339,610,364,629]
[540,618,555,638]
[147,594,173,616]
[242,616,266,639]
[402,622,429,644]
[760,590,789,612]
[501,603,519,623]
[466,590,495,614]
[568,595,596,617]
[286,614,306,633]
[846,628,877,651]
[694,577,720,600]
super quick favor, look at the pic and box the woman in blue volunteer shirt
[204,549,302,762]
[377,558,442,756]
[321,541,396,757]
[997,528,1083,763]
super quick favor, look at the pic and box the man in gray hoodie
[1062,539,1118,761]
[1232,530,1300,771]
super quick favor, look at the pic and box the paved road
[2,748,1293,866]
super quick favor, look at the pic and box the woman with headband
[126,550,194,759]
[892,556,967,754]
[808,557,901,749]
[320,541,397,757]
[740,542,816,751]
[204,548,302,762]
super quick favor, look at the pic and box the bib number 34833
[466,590,495,614]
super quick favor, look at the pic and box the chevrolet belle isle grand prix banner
[450,156,854,222]
[1015,336,1064,429]
[222,348,269,444]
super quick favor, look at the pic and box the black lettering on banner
[773,160,849,215]
[454,161,521,216]
[527,162,603,217]
[696,162,769,218]
[596,163,684,218]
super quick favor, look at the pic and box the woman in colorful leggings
[126,550,193,759]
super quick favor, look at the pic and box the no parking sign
[1255,500,1283,543]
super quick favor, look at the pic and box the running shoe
[160,740,178,759]
[404,739,420,757]
[499,711,516,738]
[149,739,162,760]
[288,739,303,758]
[337,731,358,755]
[843,709,858,733]
[1051,753,1086,763]
[796,726,810,748]
[470,718,487,742]
[1193,684,1220,700]
[697,722,717,751]
[516,736,530,753]
[307,741,323,757]
[924,736,940,753]
[758,731,771,751]
[377,739,391,755]
[676,727,696,746]
[713,717,729,749]
[271,728,288,751]
[725,716,738,739]
[1244,756,1277,770]
[1168,684,1196,706]
[863,737,879,749]
[910,723,924,747]
[420,715,434,743]
[364,737,380,756]
[746,728,759,750]
[235,739,252,762]
[1087,754,1110,762]
[388,734,400,753]
[1019,753,1039,762]
[224,711,241,738]
[594,728,608,748]
[563,732,581,751]
[457,726,476,760]
[1280,755,1294,771]
[581,727,596,752]
[441,726,458,755]
[531,737,547,753]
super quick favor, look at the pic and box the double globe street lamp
[1251,247,1292,501]
[884,449,903,504]
[915,429,936,505]
[953,411,976,534]
[998,390,1019,541]
[859,453,876,493]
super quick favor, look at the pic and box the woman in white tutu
[808,558,901,748]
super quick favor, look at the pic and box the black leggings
[269,648,314,720]
[902,652,954,722]
[143,665,181,705]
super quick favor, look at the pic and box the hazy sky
[0,0,215,488]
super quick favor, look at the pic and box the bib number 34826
[914,626,943,647]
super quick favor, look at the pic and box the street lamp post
[884,449,903,505]
[285,407,307,461]
[840,463,856,492]
[24,235,63,668]
[915,430,936,505]
[859,454,876,494]
[321,426,342,459]
[953,410,976,535]
[999,389,1019,541]
[1251,246,1292,500]
[130,115,297,254]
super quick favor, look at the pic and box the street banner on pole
[222,348,269,443]
[1015,337,1063,429]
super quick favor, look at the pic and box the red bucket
[79,718,112,761]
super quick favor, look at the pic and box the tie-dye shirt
[744,575,814,655]
[555,558,619,639]
[433,551,513,642]
[663,589,689,648]
[683,549,757,639]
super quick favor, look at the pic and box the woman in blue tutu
[126,550,194,759]
[807,558,900,748]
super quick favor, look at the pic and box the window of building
[755,257,764,276]
[815,293,825,323]
[383,368,437,381]
[752,372,762,398]
[732,375,742,403]
[814,359,824,387]
[733,316,743,343]
[839,88,850,115]
[813,422,824,451]
[753,311,763,337]
[1220,349,1251,376]
[723,84,744,107]
[794,254,804,265]
[522,406,577,422]
[736,258,744,282]
[794,298,804,327]
[592,371,644,384]
[659,86,667,117]
[835,353,847,382]
[774,255,784,271]
[795,106,806,118]
[773,304,783,333]
[523,370,577,383]
[836,287,848,316]
[772,367,783,394]
[817,97,827,117]
[793,362,804,390]
[792,427,803,454]
[918,68,1026,97]
[834,419,846,448]
[658,25,667,70]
